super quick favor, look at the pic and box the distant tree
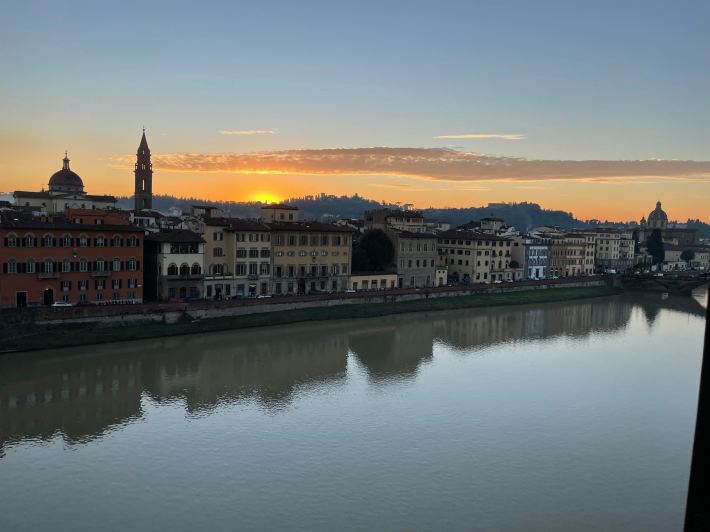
[353,229,395,271]
[509,260,520,269]
[646,229,665,264]
[680,249,695,263]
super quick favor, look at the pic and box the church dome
[49,153,84,193]
[647,201,668,229]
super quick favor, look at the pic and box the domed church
[636,200,698,247]
[13,152,117,214]
[646,201,668,230]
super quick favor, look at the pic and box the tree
[646,229,665,265]
[681,249,695,264]
[352,229,395,272]
[509,260,520,269]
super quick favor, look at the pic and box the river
[0,290,707,531]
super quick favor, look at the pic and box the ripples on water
[0,290,707,531]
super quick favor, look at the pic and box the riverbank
[2,285,621,353]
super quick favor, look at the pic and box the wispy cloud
[113,147,710,183]
[433,133,526,140]
[219,129,277,136]
[369,183,432,192]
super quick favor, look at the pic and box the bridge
[621,272,710,296]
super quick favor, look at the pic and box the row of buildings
[1,132,707,308]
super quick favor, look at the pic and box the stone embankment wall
[0,277,609,338]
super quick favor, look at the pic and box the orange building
[0,208,144,308]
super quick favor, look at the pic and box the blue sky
[2,0,709,218]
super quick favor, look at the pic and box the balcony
[247,274,260,280]
[166,273,204,280]
[91,270,111,278]
[38,271,60,279]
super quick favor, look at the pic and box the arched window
[5,233,17,247]
[79,234,88,247]
[7,258,17,273]
[61,234,71,247]
[27,258,36,273]
[179,263,190,276]
[128,235,138,247]
[96,235,105,247]
[43,234,54,247]
[24,233,36,247]
[167,264,178,276]
[62,258,71,272]
[112,235,122,247]
[128,258,137,271]
[79,258,88,272]
[113,258,121,271]
[44,258,53,273]
[213,264,224,275]
[96,257,105,272]
[191,263,201,275]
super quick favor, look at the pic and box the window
[95,279,105,290]
[179,264,190,276]
[248,249,259,258]
[213,231,223,241]
[299,235,308,246]
[27,258,36,273]
[236,248,247,258]
[62,259,71,273]
[128,278,137,289]
[79,258,88,272]
[213,264,225,275]
[7,259,17,273]
[6,234,17,247]
[61,234,71,247]
[24,234,36,247]
[235,263,246,275]
[128,258,137,271]
[260,249,270,258]
[79,280,88,290]
[96,258,105,272]
[248,263,258,275]
[128,235,138,247]
[44,258,53,273]
[95,235,105,247]
[260,263,270,275]
[79,235,88,247]
[43,234,54,247]
[113,279,122,289]
[213,247,223,257]
[167,264,178,276]
[112,235,122,247]
[113,258,121,271]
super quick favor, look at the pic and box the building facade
[0,209,143,307]
[144,230,205,301]
[365,209,426,233]
[511,236,550,280]
[389,230,438,288]
[437,230,513,284]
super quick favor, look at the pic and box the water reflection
[0,292,705,452]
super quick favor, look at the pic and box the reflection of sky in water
[0,291,706,532]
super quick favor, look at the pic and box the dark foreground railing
[685,290,710,531]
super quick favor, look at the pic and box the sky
[1,0,709,221]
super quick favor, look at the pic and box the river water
[0,290,707,531]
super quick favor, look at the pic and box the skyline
[2,1,709,221]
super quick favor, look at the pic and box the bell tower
[134,128,153,211]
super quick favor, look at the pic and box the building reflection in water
[0,292,705,453]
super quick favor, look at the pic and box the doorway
[43,288,54,306]
[16,291,27,308]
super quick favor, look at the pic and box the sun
[249,191,282,204]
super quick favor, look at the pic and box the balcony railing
[38,271,60,279]
[91,270,111,278]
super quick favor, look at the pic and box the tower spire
[134,129,153,211]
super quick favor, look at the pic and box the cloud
[219,129,277,136]
[369,183,432,192]
[433,133,525,140]
[113,147,710,183]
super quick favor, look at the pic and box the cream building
[364,209,426,233]
[437,230,515,283]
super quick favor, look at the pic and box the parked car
[51,301,72,307]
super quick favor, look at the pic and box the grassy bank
[2,285,621,354]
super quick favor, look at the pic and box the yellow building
[349,271,398,291]
[269,221,353,294]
